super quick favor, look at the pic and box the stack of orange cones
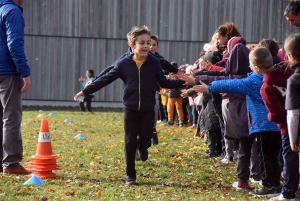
[27,119,60,178]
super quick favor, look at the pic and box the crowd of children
[74,2,300,200]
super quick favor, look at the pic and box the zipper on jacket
[138,66,142,111]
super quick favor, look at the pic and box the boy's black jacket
[95,48,178,79]
[83,53,185,111]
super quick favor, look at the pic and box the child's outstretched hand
[78,77,85,82]
[193,81,208,93]
[180,89,188,98]
[181,74,195,86]
[74,91,85,103]
[290,143,298,152]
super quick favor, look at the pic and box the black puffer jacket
[199,92,220,135]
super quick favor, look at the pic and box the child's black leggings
[124,108,154,177]
[79,95,94,112]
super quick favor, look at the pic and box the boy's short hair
[258,39,279,56]
[87,69,94,76]
[204,50,222,64]
[126,26,151,44]
[150,35,159,45]
[284,1,300,16]
[171,61,178,68]
[249,47,273,69]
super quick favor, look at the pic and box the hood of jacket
[225,44,251,75]
[263,61,294,87]
[227,37,246,54]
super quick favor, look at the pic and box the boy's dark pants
[237,138,254,183]
[207,128,222,154]
[124,108,154,177]
[79,95,94,112]
[281,133,299,199]
[256,132,281,188]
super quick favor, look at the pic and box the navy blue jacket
[95,48,178,79]
[0,0,30,77]
[83,54,185,111]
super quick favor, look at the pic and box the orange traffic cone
[27,119,60,178]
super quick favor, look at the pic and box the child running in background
[74,26,185,186]
[193,47,281,198]
[78,69,95,112]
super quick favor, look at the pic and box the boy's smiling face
[130,34,150,60]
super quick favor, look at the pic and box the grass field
[0,110,280,200]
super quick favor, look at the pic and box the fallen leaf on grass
[96,190,102,197]
[165,187,172,193]
[67,189,75,196]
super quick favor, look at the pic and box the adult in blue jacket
[0,0,31,175]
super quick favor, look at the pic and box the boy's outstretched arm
[75,66,120,99]
[193,78,250,95]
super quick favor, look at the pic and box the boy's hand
[74,91,85,103]
[176,69,185,77]
[181,74,195,86]
[180,89,188,98]
[78,77,85,82]
[193,81,208,93]
[290,143,298,152]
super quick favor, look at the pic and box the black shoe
[204,153,216,159]
[215,153,225,161]
[205,149,209,154]
[249,186,280,197]
[152,134,158,145]
[275,185,282,194]
[138,149,148,161]
[227,156,233,163]
[125,176,137,185]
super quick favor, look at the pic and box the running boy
[74,26,185,185]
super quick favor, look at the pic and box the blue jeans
[281,133,299,199]
[191,106,198,125]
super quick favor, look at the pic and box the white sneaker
[250,177,262,184]
[269,194,296,201]
[221,156,233,164]
[157,120,162,123]
[232,181,238,188]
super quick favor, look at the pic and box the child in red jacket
[256,43,296,199]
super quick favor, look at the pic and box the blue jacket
[82,54,185,111]
[82,77,95,96]
[208,72,279,135]
[0,0,30,77]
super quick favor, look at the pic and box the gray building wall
[22,0,297,103]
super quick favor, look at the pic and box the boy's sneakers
[179,122,184,127]
[215,153,225,161]
[236,181,253,191]
[164,121,174,126]
[204,153,216,159]
[125,176,137,186]
[249,186,280,198]
[221,156,233,164]
[137,149,148,161]
[269,194,296,201]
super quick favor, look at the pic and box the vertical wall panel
[22,0,298,102]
